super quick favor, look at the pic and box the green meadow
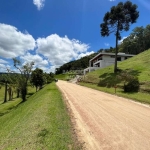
[0,83,82,150]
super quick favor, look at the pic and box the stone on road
[56,80,150,150]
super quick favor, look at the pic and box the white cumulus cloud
[119,36,127,44]
[76,51,94,60]
[104,43,110,47]
[0,63,10,72]
[0,23,35,59]
[33,0,45,10]
[36,34,90,66]
[20,53,49,72]
[0,59,8,64]
[0,23,93,73]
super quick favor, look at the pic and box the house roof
[90,52,135,62]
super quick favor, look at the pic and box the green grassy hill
[83,49,150,83]
[0,83,81,150]
[81,49,150,104]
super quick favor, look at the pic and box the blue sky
[0,0,150,73]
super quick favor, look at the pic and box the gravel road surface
[56,80,150,150]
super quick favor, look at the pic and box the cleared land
[57,80,150,150]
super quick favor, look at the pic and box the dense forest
[55,53,97,74]
[56,24,150,74]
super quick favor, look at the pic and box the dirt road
[56,80,150,150]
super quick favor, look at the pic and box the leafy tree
[0,72,18,103]
[0,73,13,103]
[100,1,139,73]
[43,72,55,84]
[13,58,34,102]
[119,24,150,54]
[0,75,9,103]
[120,34,138,54]
[131,26,145,53]
[144,25,150,50]
[30,68,44,92]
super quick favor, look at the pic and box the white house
[84,52,135,74]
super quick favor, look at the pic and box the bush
[124,77,140,92]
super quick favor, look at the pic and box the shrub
[124,77,140,92]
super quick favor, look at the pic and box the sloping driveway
[56,80,150,150]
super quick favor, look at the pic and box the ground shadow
[26,92,35,98]
[0,91,36,117]
[98,72,119,87]
[98,69,141,88]
[0,100,23,117]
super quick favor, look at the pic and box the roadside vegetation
[0,58,82,149]
[0,58,55,103]
[80,49,150,104]
[0,82,82,150]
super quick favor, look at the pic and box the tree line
[99,24,150,54]
[55,53,97,74]
[119,25,150,54]
[0,59,54,103]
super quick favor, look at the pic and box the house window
[98,57,102,61]
[111,56,115,58]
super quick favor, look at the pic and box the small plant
[124,77,139,92]
[118,69,140,92]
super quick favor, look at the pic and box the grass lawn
[55,74,68,80]
[0,83,81,150]
[55,73,76,81]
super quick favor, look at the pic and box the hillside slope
[0,83,80,149]
[84,49,150,84]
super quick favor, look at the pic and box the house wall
[86,54,132,74]
[102,55,115,67]
[93,55,127,69]
[102,55,127,67]
[121,57,125,61]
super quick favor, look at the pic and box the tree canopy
[13,58,34,101]
[30,68,44,92]
[100,1,139,73]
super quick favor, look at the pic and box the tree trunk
[21,87,27,102]
[114,25,119,73]
[11,91,13,100]
[17,88,20,98]
[8,87,12,101]
[4,82,7,103]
